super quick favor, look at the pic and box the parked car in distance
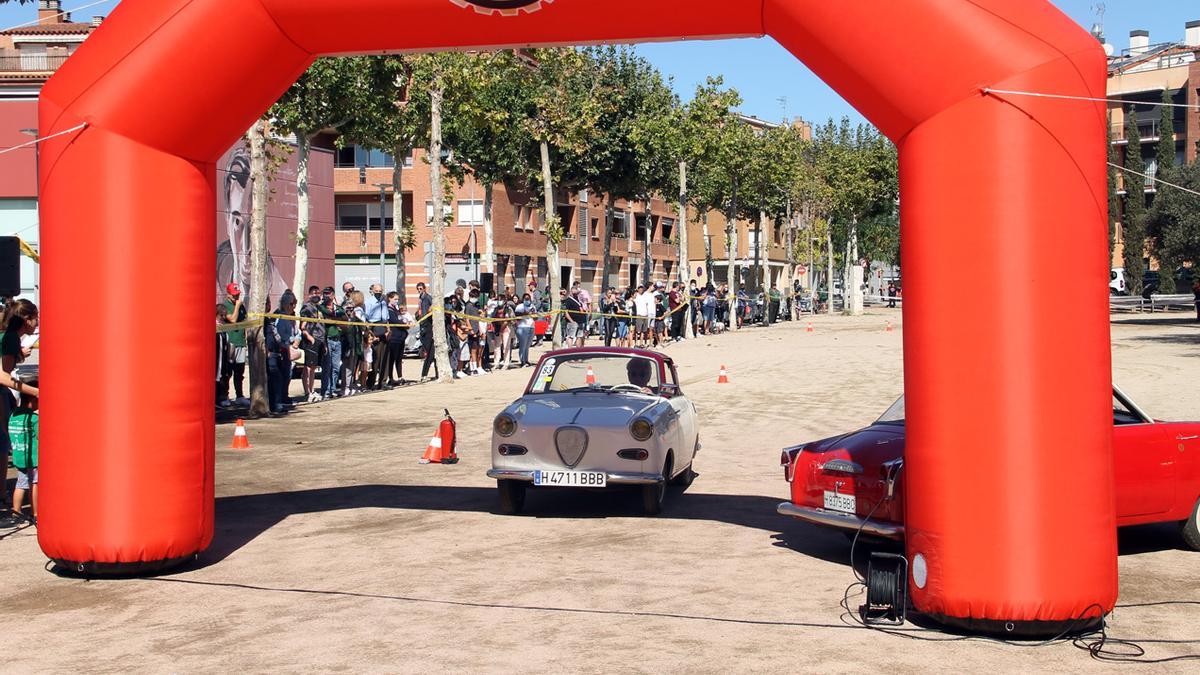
[777,386,1200,551]
[1110,268,1126,295]
[488,347,700,515]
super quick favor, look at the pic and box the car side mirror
[659,383,679,399]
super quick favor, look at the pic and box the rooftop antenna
[776,96,788,124]
[1090,3,1106,37]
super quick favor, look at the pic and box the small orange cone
[806,322,814,333]
[586,365,596,385]
[717,365,729,384]
[886,321,894,333]
[230,419,251,450]
[420,409,459,464]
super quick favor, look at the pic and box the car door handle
[1177,434,1198,441]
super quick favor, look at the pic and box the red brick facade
[335,148,791,305]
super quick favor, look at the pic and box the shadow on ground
[1112,316,1199,327]
[177,483,1192,574]
[198,484,811,569]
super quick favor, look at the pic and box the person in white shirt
[514,293,537,366]
[634,285,654,348]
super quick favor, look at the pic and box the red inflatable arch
[37,0,1114,630]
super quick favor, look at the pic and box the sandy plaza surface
[2,309,1198,672]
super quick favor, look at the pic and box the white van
[1110,268,1126,295]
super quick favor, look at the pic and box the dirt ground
[2,310,1199,673]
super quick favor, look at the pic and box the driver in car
[626,358,656,395]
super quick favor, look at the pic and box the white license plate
[534,470,607,487]
[824,490,856,514]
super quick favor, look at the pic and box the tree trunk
[483,182,495,275]
[601,193,615,293]
[293,132,311,304]
[678,161,692,337]
[847,216,864,316]
[246,119,271,417]
[826,221,835,316]
[429,84,454,381]
[643,201,652,286]
[392,143,408,299]
[726,211,738,331]
[540,139,562,349]
[702,212,712,282]
[627,203,636,284]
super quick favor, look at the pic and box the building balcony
[0,54,70,75]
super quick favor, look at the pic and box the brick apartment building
[333,142,797,307]
[1101,20,1200,269]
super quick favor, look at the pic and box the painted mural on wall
[215,139,336,305]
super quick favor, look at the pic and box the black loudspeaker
[0,237,20,298]
[479,272,495,295]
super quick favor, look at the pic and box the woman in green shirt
[0,299,40,516]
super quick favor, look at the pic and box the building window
[458,200,485,226]
[337,202,393,230]
[591,217,600,240]
[19,44,48,71]
[579,207,589,254]
[611,212,627,238]
[660,217,674,242]
[634,215,648,242]
[578,189,589,204]
[336,144,403,169]
[425,201,454,226]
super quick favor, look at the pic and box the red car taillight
[781,447,804,482]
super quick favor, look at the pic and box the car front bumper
[487,469,664,485]
[775,501,905,540]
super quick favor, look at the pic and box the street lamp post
[373,182,390,289]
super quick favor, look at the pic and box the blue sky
[2,0,1196,124]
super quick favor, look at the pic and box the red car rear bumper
[776,501,905,540]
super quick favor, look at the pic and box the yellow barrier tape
[17,237,38,264]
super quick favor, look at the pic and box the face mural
[215,145,296,304]
[450,0,552,16]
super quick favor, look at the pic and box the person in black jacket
[417,283,438,381]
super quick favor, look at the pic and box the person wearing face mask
[514,293,536,367]
[299,286,327,402]
[316,287,346,399]
[364,284,389,389]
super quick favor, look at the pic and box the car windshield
[876,389,1147,426]
[876,396,905,425]
[528,354,661,395]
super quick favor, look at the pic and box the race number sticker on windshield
[532,359,556,392]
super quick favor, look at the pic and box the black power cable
[838,464,1200,663]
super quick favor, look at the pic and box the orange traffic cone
[586,366,596,385]
[886,321,894,333]
[806,322,814,333]
[230,419,251,450]
[420,409,459,464]
[717,365,729,384]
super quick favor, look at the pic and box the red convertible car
[778,386,1200,550]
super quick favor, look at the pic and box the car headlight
[494,414,517,437]
[630,418,653,441]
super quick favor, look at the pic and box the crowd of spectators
[213,275,806,416]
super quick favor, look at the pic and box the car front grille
[555,426,589,468]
